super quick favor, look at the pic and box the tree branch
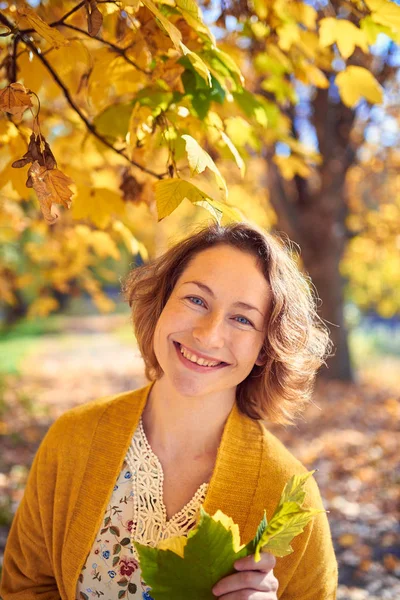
[60,23,150,75]
[21,37,164,179]
[11,34,19,83]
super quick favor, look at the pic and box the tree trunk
[266,88,356,381]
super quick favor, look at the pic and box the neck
[142,377,236,461]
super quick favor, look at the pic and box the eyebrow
[181,280,265,318]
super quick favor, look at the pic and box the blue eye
[235,316,253,326]
[187,296,205,306]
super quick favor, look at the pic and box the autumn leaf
[319,18,368,58]
[135,472,323,599]
[182,134,228,198]
[12,133,56,171]
[365,0,400,32]
[28,161,74,224]
[253,471,324,560]
[135,508,247,600]
[0,83,33,120]
[335,66,383,107]
[17,6,69,48]
[86,0,103,37]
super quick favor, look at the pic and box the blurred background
[1,0,400,598]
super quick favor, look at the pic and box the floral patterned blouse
[76,417,209,600]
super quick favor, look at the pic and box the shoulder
[257,422,324,509]
[41,384,150,451]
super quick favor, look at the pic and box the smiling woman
[1,222,338,600]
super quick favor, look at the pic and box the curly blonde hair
[122,222,331,424]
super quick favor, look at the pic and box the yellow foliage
[319,18,368,58]
[366,0,400,32]
[72,188,126,229]
[274,154,311,179]
[335,66,383,107]
[27,296,60,319]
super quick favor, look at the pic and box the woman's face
[152,244,271,400]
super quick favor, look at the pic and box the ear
[255,350,265,367]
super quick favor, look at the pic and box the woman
[1,222,338,599]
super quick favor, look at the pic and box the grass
[0,315,64,375]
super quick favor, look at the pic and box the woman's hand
[212,552,278,599]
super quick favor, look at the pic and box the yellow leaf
[365,0,400,32]
[0,161,31,200]
[141,0,182,50]
[182,134,227,198]
[220,131,245,177]
[274,155,311,180]
[155,178,208,219]
[286,3,317,30]
[89,231,120,260]
[212,511,245,553]
[335,66,383,108]
[44,168,74,207]
[29,163,74,224]
[360,16,395,44]
[17,6,69,48]
[158,535,188,558]
[253,0,268,20]
[302,63,329,89]
[181,45,212,86]
[27,296,59,319]
[17,50,47,94]
[72,187,126,229]
[277,23,300,51]
[0,83,33,120]
[319,18,368,58]
[194,197,244,225]
[176,0,216,44]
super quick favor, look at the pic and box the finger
[212,570,278,597]
[234,552,276,573]
[217,590,277,600]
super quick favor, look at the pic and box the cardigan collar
[64,383,264,599]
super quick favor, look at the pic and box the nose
[192,311,225,350]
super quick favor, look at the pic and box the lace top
[75,418,208,600]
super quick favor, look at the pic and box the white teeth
[180,345,220,367]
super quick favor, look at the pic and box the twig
[22,37,164,178]
[0,10,163,178]
[60,23,150,75]
[11,34,19,83]
[19,0,117,34]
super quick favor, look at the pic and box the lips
[173,342,229,370]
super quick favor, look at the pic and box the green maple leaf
[135,471,324,599]
[135,508,247,600]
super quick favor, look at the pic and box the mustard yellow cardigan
[1,383,338,599]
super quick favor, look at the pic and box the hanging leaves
[11,133,56,171]
[135,471,323,600]
[0,83,33,120]
[27,161,74,224]
[85,0,103,37]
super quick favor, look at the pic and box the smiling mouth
[174,342,228,368]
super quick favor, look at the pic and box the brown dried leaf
[28,161,74,224]
[12,133,57,170]
[120,169,144,203]
[0,83,33,120]
[86,0,103,37]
